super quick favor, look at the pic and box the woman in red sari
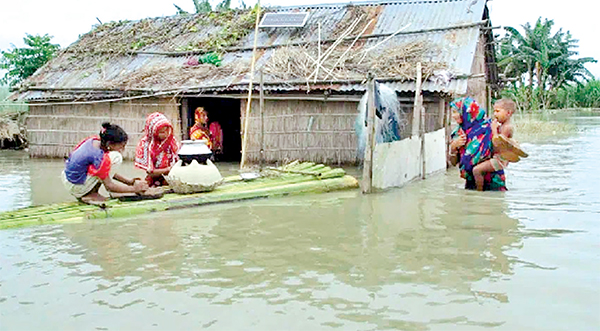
[135,112,180,187]
[189,107,223,155]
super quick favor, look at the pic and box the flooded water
[1,114,599,330]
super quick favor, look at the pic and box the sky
[1,0,598,78]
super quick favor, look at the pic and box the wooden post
[361,74,376,194]
[487,83,492,115]
[412,62,425,178]
[438,97,445,129]
[442,98,452,168]
[240,0,261,170]
[259,70,265,170]
[181,98,190,140]
[412,63,422,137]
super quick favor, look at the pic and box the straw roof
[15,0,495,101]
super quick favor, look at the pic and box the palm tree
[497,18,596,109]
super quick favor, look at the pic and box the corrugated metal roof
[17,0,490,101]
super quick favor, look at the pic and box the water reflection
[0,150,31,211]
[0,152,246,210]
[5,174,522,329]
[1,113,599,330]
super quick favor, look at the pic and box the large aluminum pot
[178,139,212,165]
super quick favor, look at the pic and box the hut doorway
[186,97,241,162]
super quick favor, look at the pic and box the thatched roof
[15,0,496,102]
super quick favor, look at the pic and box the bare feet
[80,192,108,206]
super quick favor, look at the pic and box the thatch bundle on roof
[264,40,447,82]
[102,59,251,90]
[57,8,259,71]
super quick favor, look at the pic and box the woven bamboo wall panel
[241,98,359,164]
[27,97,180,159]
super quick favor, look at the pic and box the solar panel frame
[259,12,310,28]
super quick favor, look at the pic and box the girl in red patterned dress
[135,112,180,187]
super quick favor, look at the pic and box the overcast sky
[1,0,597,78]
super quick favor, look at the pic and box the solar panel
[259,12,310,28]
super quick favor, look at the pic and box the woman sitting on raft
[135,112,180,187]
[447,97,507,191]
[62,122,149,204]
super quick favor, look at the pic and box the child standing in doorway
[472,98,516,191]
[135,112,180,187]
[62,122,149,204]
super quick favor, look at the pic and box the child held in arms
[135,112,180,187]
[62,122,149,204]
[472,98,517,191]
[447,97,507,191]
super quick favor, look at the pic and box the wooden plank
[413,62,426,179]
[361,75,376,194]
[260,70,265,169]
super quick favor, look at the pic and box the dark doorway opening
[186,97,241,162]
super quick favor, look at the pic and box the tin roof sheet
[17,0,489,101]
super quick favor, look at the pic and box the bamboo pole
[240,1,262,170]
[412,63,423,138]
[259,70,265,170]
[361,74,376,194]
[308,16,363,81]
[323,19,374,81]
[316,22,321,83]
[442,97,451,168]
[414,62,426,179]
[358,23,411,64]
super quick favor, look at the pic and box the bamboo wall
[27,97,181,159]
[240,93,446,165]
[241,98,357,164]
[397,93,446,136]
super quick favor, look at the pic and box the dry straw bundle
[0,116,23,141]
[104,64,215,89]
[264,40,446,82]
[104,59,250,89]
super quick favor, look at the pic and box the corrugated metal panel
[18,0,488,101]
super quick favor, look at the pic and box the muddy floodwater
[1,114,599,330]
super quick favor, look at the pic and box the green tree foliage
[215,0,231,11]
[194,0,212,13]
[554,79,600,108]
[497,18,596,110]
[174,0,234,14]
[0,34,60,87]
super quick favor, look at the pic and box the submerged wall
[372,128,447,190]
[240,93,447,165]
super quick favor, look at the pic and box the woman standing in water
[447,97,507,191]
